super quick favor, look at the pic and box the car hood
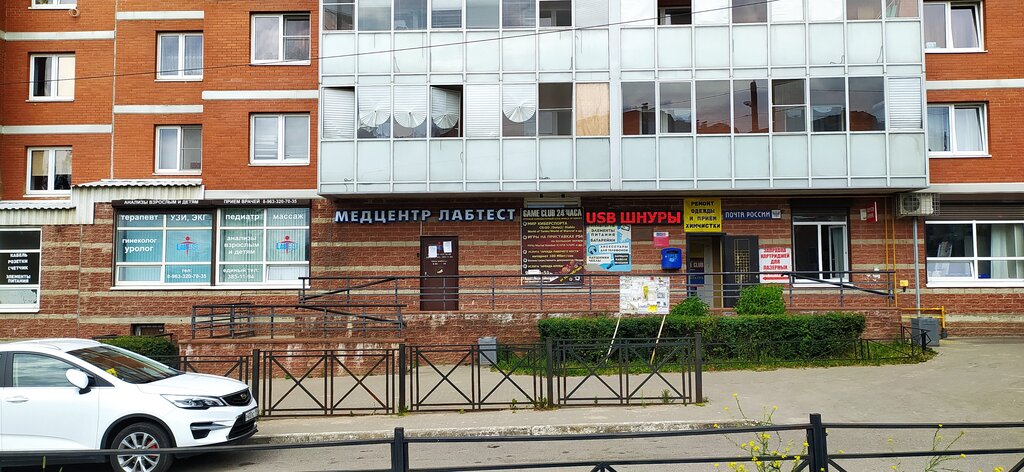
[136,372,249,397]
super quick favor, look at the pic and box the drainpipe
[912,216,921,314]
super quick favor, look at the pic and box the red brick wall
[926,88,1024,184]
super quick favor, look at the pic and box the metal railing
[7,416,1022,472]
[191,302,405,339]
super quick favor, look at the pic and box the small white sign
[427,246,438,258]
[443,241,453,253]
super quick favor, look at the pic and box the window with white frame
[251,14,310,63]
[927,104,987,156]
[156,126,202,173]
[157,33,203,80]
[923,1,982,51]
[31,0,75,8]
[26,148,71,195]
[30,54,75,100]
[926,222,1024,281]
[251,114,310,164]
[792,209,849,281]
[323,0,355,30]
[0,229,42,311]
[218,208,310,285]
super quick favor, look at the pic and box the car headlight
[162,394,227,409]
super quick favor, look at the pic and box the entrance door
[686,236,720,308]
[420,236,458,311]
[722,236,759,308]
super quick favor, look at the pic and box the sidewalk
[252,337,1024,443]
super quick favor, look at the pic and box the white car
[0,338,257,472]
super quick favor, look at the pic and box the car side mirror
[65,369,91,394]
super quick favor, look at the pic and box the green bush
[734,284,786,315]
[670,296,711,317]
[101,336,178,364]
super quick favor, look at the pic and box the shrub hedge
[734,284,786,315]
[101,336,178,360]
[669,296,711,317]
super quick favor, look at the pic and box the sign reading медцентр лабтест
[334,208,517,224]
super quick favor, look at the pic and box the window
[927,222,1024,281]
[251,14,310,63]
[31,0,75,8]
[30,54,75,100]
[323,0,355,30]
[503,0,536,27]
[502,84,537,136]
[927,104,986,156]
[732,0,768,23]
[115,213,213,285]
[885,0,919,18]
[695,80,731,134]
[323,87,356,139]
[733,79,768,134]
[538,83,572,136]
[251,114,310,164]
[467,0,500,28]
[621,82,656,136]
[0,229,41,311]
[810,78,846,132]
[218,208,310,285]
[432,0,462,28]
[659,82,692,133]
[12,354,77,388]
[923,2,981,51]
[396,0,428,29]
[27,148,72,194]
[394,86,428,138]
[576,83,609,136]
[772,79,806,133]
[848,77,886,131]
[358,86,392,139]
[360,0,393,30]
[157,33,203,80]
[847,0,882,19]
[156,126,202,173]
[431,85,463,137]
[658,0,692,25]
[540,0,572,26]
[793,209,849,281]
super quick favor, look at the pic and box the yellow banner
[684,198,722,232]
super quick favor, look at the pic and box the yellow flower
[724,406,730,411]
[837,450,845,454]
[794,455,801,461]
[961,454,967,458]
[772,405,778,410]
[733,393,738,397]
[713,423,720,428]
[803,442,810,448]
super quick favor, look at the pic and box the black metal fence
[191,302,405,340]
[7,415,1022,472]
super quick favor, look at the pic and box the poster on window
[759,247,792,283]
[586,225,632,272]
[619,276,670,314]
[521,208,585,285]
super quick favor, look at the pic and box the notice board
[521,207,585,285]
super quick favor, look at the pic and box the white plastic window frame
[25,147,72,196]
[0,228,42,312]
[926,103,988,158]
[154,126,202,175]
[923,1,984,53]
[156,33,203,81]
[792,219,850,283]
[28,53,74,101]
[925,220,1024,285]
[249,114,311,165]
[215,208,310,287]
[30,0,76,9]
[250,14,312,65]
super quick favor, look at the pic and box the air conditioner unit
[897,193,939,217]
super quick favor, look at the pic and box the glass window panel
[810,78,846,132]
[284,116,310,160]
[950,5,979,49]
[976,224,1024,258]
[284,38,311,61]
[165,229,213,263]
[267,265,310,281]
[927,260,974,278]
[117,266,161,283]
[220,264,264,284]
[165,212,212,228]
[266,229,309,262]
[926,223,973,257]
[733,79,768,134]
[430,85,463,137]
[539,0,572,26]
[396,0,428,29]
[772,79,806,133]
[885,0,917,17]
[922,3,946,49]
[621,82,656,136]
[0,230,41,250]
[221,229,264,262]
[116,230,164,263]
[849,77,885,131]
[324,3,355,30]
[695,80,731,134]
[285,10,310,30]
[978,260,1024,280]
[927,106,951,152]
[159,35,179,76]
[0,289,41,306]
[183,35,203,76]
[13,354,75,388]
[158,128,179,170]
[29,150,49,191]
[182,127,202,171]
[467,0,499,27]
[576,83,609,136]
[847,0,882,19]
[254,17,280,60]
[253,116,280,160]
[953,106,984,152]
[222,208,265,227]
[808,0,842,20]
[732,0,767,23]
[660,82,692,134]
[32,56,52,97]
[793,225,820,273]
[360,0,393,30]
[432,0,462,28]
[267,208,310,227]
[117,213,164,228]
[56,56,75,98]
[503,0,536,27]
[538,83,572,136]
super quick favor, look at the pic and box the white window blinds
[502,84,537,123]
[393,86,428,129]
[465,84,500,137]
[358,86,392,129]
[888,77,922,129]
[430,87,462,130]
[322,87,355,139]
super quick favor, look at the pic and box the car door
[0,352,100,450]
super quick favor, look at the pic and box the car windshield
[68,345,180,384]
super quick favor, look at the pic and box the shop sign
[114,199,310,208]
[860,202,879,223]
[0,252,40,286]
[334,208,517,224]
[586,225,632,272]
[653,231,670,248]
[521,208,585,285]
[684,199,722,233]
[585,211,682,225]
[759,247,792,283]
[619,276,670,314]
[723,210,782,220]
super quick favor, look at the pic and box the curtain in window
[954,107,983,152]
[184,36,203,75]
[158,128,178,170]
[30,150,49,190]
[159,36,179,75]
[988,224,1024,279]
[252,116,280,160]
[358,86,392,137]
[284,117,309,160]
[393,86,428,129]
[950,6,979,48]
[430,87,462,131]
[56,56,75,97]
[254,17,280,60]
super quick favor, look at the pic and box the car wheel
[108,422,174,472]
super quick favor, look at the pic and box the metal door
[420,236,459,311]
[722,236,759,308]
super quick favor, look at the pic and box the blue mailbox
[661,247,683,270]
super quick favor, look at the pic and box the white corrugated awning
[75,179,203,188]
[0,201,76,211]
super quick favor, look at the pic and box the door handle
[4,396,28,403]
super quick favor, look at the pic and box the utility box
[910,317,940,347]
[661,248,683,270]
[478,336,497,366]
